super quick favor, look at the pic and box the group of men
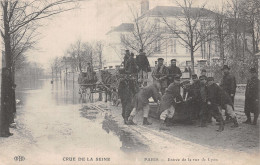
[118,51,259,132]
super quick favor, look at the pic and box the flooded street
[0,78,151,164]
[0,78,259,165]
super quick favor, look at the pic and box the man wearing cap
[244,68,259,125]
[159,75,184,130]
[207,77,238,128]
[136,51,151,87]
[220,65,237,123]
[152,58,169,95]
[220,65,237,103]
[168,59,182,86]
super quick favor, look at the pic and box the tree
[0,0,81,136]
[120,5,165,56]
[162,0,215,72]
[212,4,231,65]
[66,40,96,72]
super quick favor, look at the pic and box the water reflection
[102,114,150,153]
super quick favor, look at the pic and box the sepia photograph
[0,0,259,164]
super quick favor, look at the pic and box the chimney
[141,0,149,15]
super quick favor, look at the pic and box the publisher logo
[14,156,25,161]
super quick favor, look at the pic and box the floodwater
[12,78,149,164]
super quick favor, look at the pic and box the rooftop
[106,23,134,35]
[139,6,217,19]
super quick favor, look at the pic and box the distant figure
[167,59,182,86]
[152,58,169,95]
[51,80,53,84]
[123,50,130,68]
[125,53,138,74]
[201,69,207,76]
[244,68,260,125]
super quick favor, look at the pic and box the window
[174,39,177,53]
[154,39,161,52]
[170,40,173,53]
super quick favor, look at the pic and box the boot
[243,119,251,124]
[252,114,258,125]
[143,117,152,125]
[165,118,174,127]
[159,119,170,130]
[217,121,224,132]
[126,116,136,125]
[231,117,239,127]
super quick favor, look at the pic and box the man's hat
[201,69,206,72]
[158,58,164,61]
[192,74,198,79]
[125,50,130,53]
[199,75,207,80]
[249,67,257,73]
[207,77,214,82]
[221,65,230,70]
[171,59,176,62]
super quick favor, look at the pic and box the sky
[1,0,224,69]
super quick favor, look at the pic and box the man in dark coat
[207,77,238,128]
[206,77,225,131]
[220,65,237,103]
[136,51,151,87]
[123,50,130,68]
[118,77,138,124]
[244,68,260,125]
[185,74,201,120]
[220,65,237,122]
[198,75,209,127]
[125,53,138,75]
[167,59,182,86]
[159,75,183,130]
[152,58,169,95]
[127,82,161,125]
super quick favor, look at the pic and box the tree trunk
[0,1,13,135]
[190,47,195,74]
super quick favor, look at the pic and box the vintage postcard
[0,0,259,164]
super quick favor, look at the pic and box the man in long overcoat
[118,76,138,124]
[220,65,237,122]
[244,68,260,125]
[152,58,169,95]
